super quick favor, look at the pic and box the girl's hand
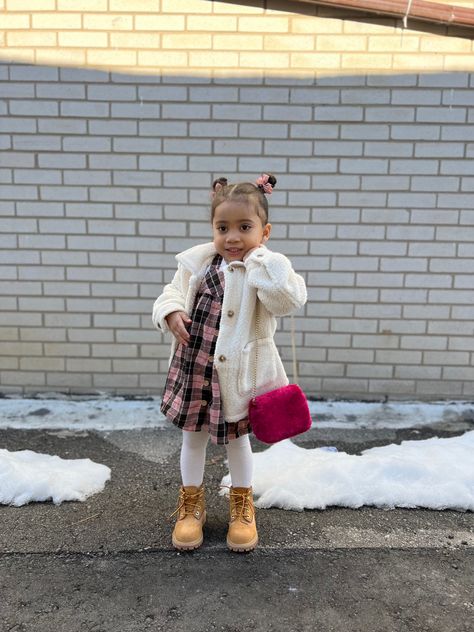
[165,311,192,346]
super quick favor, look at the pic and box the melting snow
[0,449,111,507]
[222,431,474,512]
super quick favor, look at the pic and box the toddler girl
[152,173,307,552]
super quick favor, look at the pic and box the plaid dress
[160,253,251,445]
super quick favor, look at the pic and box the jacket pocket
[238,337,279,396]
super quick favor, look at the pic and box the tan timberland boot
[170,485,206,551]
[227,486,258,552]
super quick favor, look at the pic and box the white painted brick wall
[1,61,474,399]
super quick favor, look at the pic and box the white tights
[180,430,253,488]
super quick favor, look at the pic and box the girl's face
[212,200,271,263]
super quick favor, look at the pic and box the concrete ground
[1,408,473,632]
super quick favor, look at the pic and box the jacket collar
[176,241,266,274]
[175,242,218,275]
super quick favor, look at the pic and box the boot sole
[226,534,258,553]
[172,514,206,551]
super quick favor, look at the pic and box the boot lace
[169,487,203,521]
[221,486,254,522]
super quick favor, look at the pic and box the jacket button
[218,355,226,362]
[227,310,234,317]
[203,379,210,387]
[208,355,214,362]
[201,400,208,407]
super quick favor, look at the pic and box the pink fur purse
[249,383,312,444]
[248,300,312,444]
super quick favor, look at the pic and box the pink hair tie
[255,173,273,195]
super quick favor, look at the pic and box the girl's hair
[211,174,277,225]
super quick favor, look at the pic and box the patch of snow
[221,431,474,512]
[0,397,168,430]
[0,449,111,507]
[308,399,474,429]
[0,397,472,430]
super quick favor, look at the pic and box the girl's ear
[261,223,272,243]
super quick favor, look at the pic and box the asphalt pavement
[1,411,473,632]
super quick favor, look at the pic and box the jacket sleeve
[244,246,307,317]
[152,264,187,333]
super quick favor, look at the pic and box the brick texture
[1,1,474,399]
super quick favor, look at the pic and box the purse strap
[251,298,299,400]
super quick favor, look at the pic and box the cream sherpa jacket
[152,241,307,423]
